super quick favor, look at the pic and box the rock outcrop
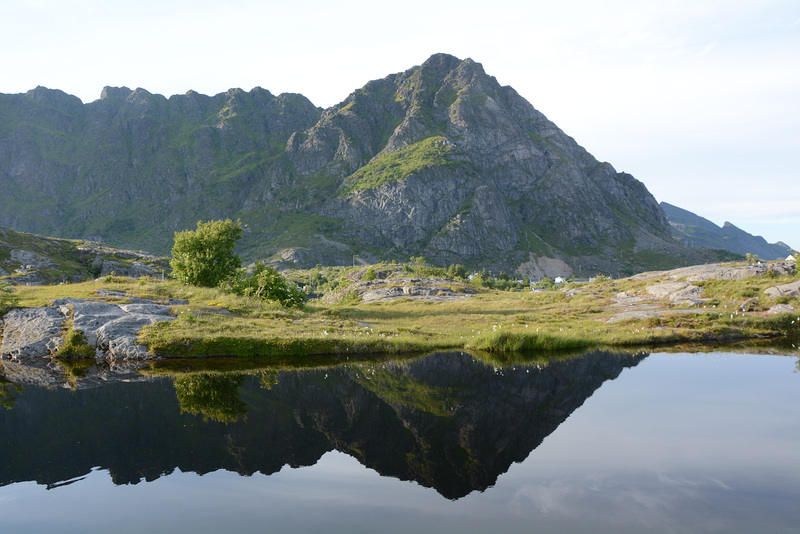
[764,280,800,298]
[322,277,474,304]
[631,261,795,282]
[0,307,65,359]
[0,294,184,361]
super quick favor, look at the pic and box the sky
[1,0,798,250]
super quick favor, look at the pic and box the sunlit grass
[6,264,799,359]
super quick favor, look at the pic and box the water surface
[1,350,797,533]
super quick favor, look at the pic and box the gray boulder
[59,299,176,360]
[0,306,65,359]
[764,281,800,298]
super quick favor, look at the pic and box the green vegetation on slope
[341,136,458,195]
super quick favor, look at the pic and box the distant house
[554,277,566,284]
[786,255,796,262]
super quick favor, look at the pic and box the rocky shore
[1,290,187,362]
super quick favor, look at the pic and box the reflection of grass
[58,358,97,388]
[0,381,22,410]
[355,367,457,417]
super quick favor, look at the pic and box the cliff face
[0,54,709,276]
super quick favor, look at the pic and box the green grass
[7,261,799,361]
[340,136,458,195]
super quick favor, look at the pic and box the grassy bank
[5,263,799,360]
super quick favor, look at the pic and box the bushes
[227,263,305,307]
[169,220,303,307]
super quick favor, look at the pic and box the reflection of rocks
[0,359,148,389]
[0,350,646,499]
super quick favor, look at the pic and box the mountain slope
[0,226,168,285]
[0,54,724,276]
[661,202,793,260]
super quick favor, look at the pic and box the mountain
[0,53,725,277]
[661,202,793,260]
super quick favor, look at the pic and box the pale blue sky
[2,0,798,249]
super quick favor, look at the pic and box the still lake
[1,349,798,533]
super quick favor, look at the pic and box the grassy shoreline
[4,263,799,361]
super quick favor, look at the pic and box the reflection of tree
[1,382,22,410]
[173,374,247,423]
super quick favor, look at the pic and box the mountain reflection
[0,350,646,499]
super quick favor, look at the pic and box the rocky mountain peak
[0,54,723,276]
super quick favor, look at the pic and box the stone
[764,281,800,298]
[646,282,688,298]
[64,299,177,360]
[0,295,178,362]
[633,261,796,283]
[0,306,66,359]
[766,304,796,315]
[10,249,53,269]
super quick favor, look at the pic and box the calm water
[1,349,798,533]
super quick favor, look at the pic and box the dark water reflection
[1,350,645,498]
[1,349,798,533]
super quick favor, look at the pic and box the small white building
[786,255,796,262]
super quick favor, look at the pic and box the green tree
[447,263,466,280]
[170,219,242,287]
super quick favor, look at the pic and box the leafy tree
[363,267,377,281]
[170,219,242,287]
[536,277,556,290]
[447,263,466,280]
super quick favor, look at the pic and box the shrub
[228,263,306,307]
[170,219,242,287]
[55,326,95,359]
[0,284,18,315]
